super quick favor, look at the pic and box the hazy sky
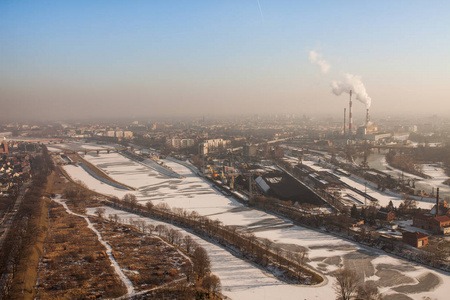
[1,1,450,122]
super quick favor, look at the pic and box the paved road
[0,183,29,248]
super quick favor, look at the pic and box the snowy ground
[86,206,336,300]
[62,152,450,299]
[302,159,435,210]
[394,219,432,235]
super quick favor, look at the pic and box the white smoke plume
[331,73,371,108]
[309,50,330,74]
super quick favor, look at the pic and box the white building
[204,139,230,150]
[167,138,195,149]
[124,131,133,138]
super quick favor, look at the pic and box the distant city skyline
[1,1,450,121]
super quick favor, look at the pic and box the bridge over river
[52,147,127,155]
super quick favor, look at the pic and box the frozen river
[355,151,450,199]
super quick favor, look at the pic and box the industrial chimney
[344,108,346,136]
[366,108,370,126]
[348,90,353,134]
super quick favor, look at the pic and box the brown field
[36,201,127,299]
[90,217,191,291]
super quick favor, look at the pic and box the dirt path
[8,172,53,299]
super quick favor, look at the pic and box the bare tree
[273,245,283,265]
[95,207,106,218]
[172,207,184,216]
[146,224,155,235]
[246,232,257,253]
[167,228,181,245]
[295,249,308,266]
[145,200,154,213]
[155,224,167,237]
[192,246,210,280]
[181,262,194,283]
[333,268,360,300]
[122,193,137,210]
[112,214,119,223]
[263,238,272,250]
[182,235,196,254]
[130,198,139,211]
[357,281,380,300]
[111,196,120,207]
[136,220,146,232]
[286,251,295,269]
[202,273,221,294]
[402,196,417,213]
[155,202,170,211]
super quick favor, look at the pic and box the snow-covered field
[420,164,450,188]
[62,152,450,299]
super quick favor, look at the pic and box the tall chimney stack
[366,108,370,126]
[436,187,440,216]
[344,108,346,136]
[349,90,353,134]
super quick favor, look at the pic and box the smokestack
[349,90,353,134]
[344,108,346,136]
[366,108,370,126]
[436,188,440,216]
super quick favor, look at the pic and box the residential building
[124,131,133,139]
[402,231,429,248]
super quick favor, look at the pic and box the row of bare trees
[385,150,427,178]
[106,194,323,285]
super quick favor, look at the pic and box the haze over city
[1,1,450,121]
[2,3,450,299]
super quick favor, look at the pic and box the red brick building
[413,213,450,234]
[413,213,434,231]
[433,215,450,234]
[402,231,429,248]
